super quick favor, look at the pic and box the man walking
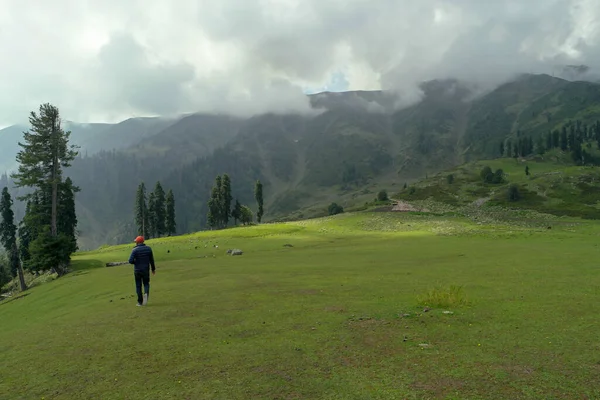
[128,236,156,306]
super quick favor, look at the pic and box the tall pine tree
[58,177,79,254]
[545,132,552,151]
[12,104,78,237]
[207,175,222,229]
[232,199,242,225]
[560,127,568,151]
[0,187,27,290]
[165,189,176,236]
[153,182,166,237]
[221,174,232,227]
[11,104,78,274]
[254,180,264,223]
[0,188,17,259]
[135,182,149,238]
[147,192,157,239]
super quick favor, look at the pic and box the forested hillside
[3,73,600,249]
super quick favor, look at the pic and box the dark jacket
[128,244,156,273]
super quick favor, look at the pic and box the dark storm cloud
[0,0,598,125]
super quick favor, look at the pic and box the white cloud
[0,0,599,126]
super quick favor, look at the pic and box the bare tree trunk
[17,262,27,292]
[51,119,59,237]
[51,178,58,236]
[12,243,27,292]
[50,115,61,275]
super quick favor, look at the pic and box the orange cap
[134,236,144,244]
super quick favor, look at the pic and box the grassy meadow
[1,210,600,399]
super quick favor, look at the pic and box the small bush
[446,174,454,184]
[417,285,469,308]
[377,190,389,202]
[508,184,521,202]
[480,166,504,184]
[480,166,492,181]
[328,202,344,216]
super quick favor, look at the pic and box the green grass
[417,284,470,309]
[2,211,600,399]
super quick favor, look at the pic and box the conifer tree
[153,182,166,237]
[0,187,27,290]
[232,199,242,225]
[207,175,223,229]
[147,191,157,239]
[165,189,176,236]
[560,127,568,151]
[58,177,79,254]
[221,174,232,227]
[552,130,560,149]
[135,182,149,237]
[254,180,264,223]
[12,104,78,238]
[535,136,545,155]
[11,104,79,274]
[0,188,17,258]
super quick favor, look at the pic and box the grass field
[1,211,600,399]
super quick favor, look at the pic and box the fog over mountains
[2,69,600,250]
[2,0,600,249]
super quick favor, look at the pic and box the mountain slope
[0,116,183,174]
[395,155,600,220]
[5,73,600,249]
[463,74,600,159]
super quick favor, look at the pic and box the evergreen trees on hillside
[134,181,176,239]
[499,119,600,166]
[207,174,262,229]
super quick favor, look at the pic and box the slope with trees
[5,74,600,249]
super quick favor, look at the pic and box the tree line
[134,181,176,239]
[132,174,264,237]
[207,174,263,229]
[500,120,600,165]
[1,104,79,290]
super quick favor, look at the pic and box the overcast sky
[0,0,599,126]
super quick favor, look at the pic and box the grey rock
[106,261,128,267]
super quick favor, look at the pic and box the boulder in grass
[106,261,128,267]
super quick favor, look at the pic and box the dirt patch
[324,305,346,313]
[472,197,491,207]
[391,201,429,212]
[347,317,390,329]
[411,377,466,397]
[296,289,320,295]
[371,206,394,212]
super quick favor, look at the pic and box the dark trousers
[134,270,150,304]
